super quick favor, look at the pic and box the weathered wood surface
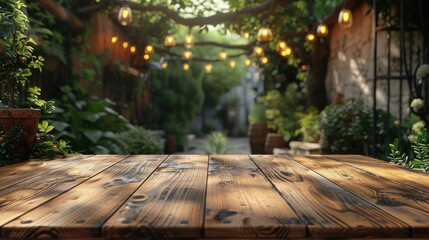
[0,154,429,239]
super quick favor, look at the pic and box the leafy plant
[203,131,230,154]
[248,103,266,124]
[117,126,164,154]
[389,128,429,172]
[30,121,72,159]
[296,107,320,143]
[0,126,26,160]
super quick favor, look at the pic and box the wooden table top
[1,154,429,239]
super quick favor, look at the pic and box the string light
[161,61,168,69]
[338,8,353,28]
[111,36,118,44]
[229,60,236,68]
[260,56,268,65]
[243,32,250,39]
[182,50,193,60]
[245,58,251,67]
[183,63,190,71]
[143,53,150,60]
[306,33,315,42]
[122,41,129,49]
[257,26,273,42]
[184,34,193,49]
[118,4,132,26]
[218,51,228,61]
[301,64,308,72]
[205,64,213,73]
[130,45,136,53]
[275,40,287,52]
[145,44,154,54]
[164,34,176,47]
[280,47,292,58]
[317,23,329,37]
[253,46,264,57]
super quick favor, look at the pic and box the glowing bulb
[275,40,287,52]
[122,41,129,49]
[317,23,329,37]
[301,64,308,71]
[253,46,264,57]
[111,36,118,43]
[229,61,236,68]
[243,32,250,39]
[245,59,251,67]
[145,44,154,54]
[182,50,193,60]
[161,61,168,69]
[338,9,353,28]
[260,56,268,65]
[218,51,228,61]
[280,47,292,58]
[164,34,176,47]
[306,33,315,42]
[184,34,193,48]
[118,5,132,26]
[143,54,150,60]
[256,27,273,42]
[130,45,136,53]
[183,63,190,71]
[205,64,213,73]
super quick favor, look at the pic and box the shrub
[203,131,229,154]
[118,126,164,154]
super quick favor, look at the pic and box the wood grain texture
[0,155,91,191]
[293,155,429,237]
[102,155,208,239]
[205,155,306,239]
[2,155,166,239]
[329,155,429,194]
[251,155,409,238]
[0,155,123,227]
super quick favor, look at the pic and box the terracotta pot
[248,123,268,154]
[0,109,41,160]
[264,132,287,154]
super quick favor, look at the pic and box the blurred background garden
[1,0,429,172]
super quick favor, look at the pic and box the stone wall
[325,3,421,118]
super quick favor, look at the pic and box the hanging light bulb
[253,46,264,57]
[145,44,155,54]
[164,34,176,47]
[275,40,287,52]
[118,4,132,26]
[260,56,268,65]
[182,50,193,60]
[245,58,251,67]
[243,32,250,39]
[183,63,190,71]
[205,64,213,73]
[280,47,292,58]
[143,53,150,61]
[122,41,129,49]
[317,23,329,37]
[218,51,228,61]
[301,64,308,72]
[184,34,193,49]
[130,45,136,54]
[306,33,315,42]
[161,61,168,69]
[256,27,273,42]
[111,36,118,44]
[229,60,236,68]
[338,8,353,28]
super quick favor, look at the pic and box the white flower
[412,121,425,133]
[417,64,429,82]
[408,134,417,143]
[410,98,424,112]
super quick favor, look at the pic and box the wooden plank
[0,155,124,227]
[293,155,429,237]
[2,155,167,239]
[0,155,91,191]
[329,155,429,194]
[251,155,409,238]
[102,155,208,239]
[205,155,306,239]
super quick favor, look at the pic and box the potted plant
[247,103,268,154]
[0,0,54,160]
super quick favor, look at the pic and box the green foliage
[0,125,26,161]
[30,121,73,159]
[296,107,320,143]
[117,126,164,154]
[248,103,266,124]
[389,129,429,173]
[203,131,230,154]
[257,83,306,142]
[45,86,130,154]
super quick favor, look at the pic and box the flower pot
[248,123,268,154]
[0,109,41,160]
[264,132,287,154]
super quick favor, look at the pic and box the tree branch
[77,0,292,27]
[31,0,83,31]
